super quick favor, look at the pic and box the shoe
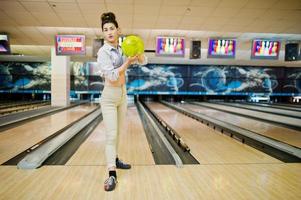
[116,159,131,169]
[104,176,117,191]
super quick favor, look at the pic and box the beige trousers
[100,85,127,169]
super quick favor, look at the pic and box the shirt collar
[103,42,121,51]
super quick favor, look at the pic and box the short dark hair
[101,12,119,30]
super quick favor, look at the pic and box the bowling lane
[0,104,97,164]
[181,103,301,148]
[146,102,280,164]
[0,164,300,199]
[197,102,301,128]
[67,106,155,166]
[246,103,301,112]
[0,103,49,116]
[271,103,301,108]
[219,102,301,118]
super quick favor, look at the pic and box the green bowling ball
[121,35,144,57]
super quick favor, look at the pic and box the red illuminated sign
[55,35,86,55]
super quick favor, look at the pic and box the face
[102,23,120,44]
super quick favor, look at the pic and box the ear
[117,27,121,35]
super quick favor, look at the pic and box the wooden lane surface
[67,106,155,166]
[0,105,97,164]
[0,104,49,115]
[182,103,301,148]
[0,163,300,199]
[0,101,43,109]
[146,102,280,164]
[225,102,301,116]
[198,102,301,128]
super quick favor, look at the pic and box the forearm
[117,59,131,75]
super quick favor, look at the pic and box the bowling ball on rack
[121,35,144,57]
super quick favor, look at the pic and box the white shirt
[97,42,147,81]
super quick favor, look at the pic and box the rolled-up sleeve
[97,49,119,81]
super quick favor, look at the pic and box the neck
[107,40,118,48]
